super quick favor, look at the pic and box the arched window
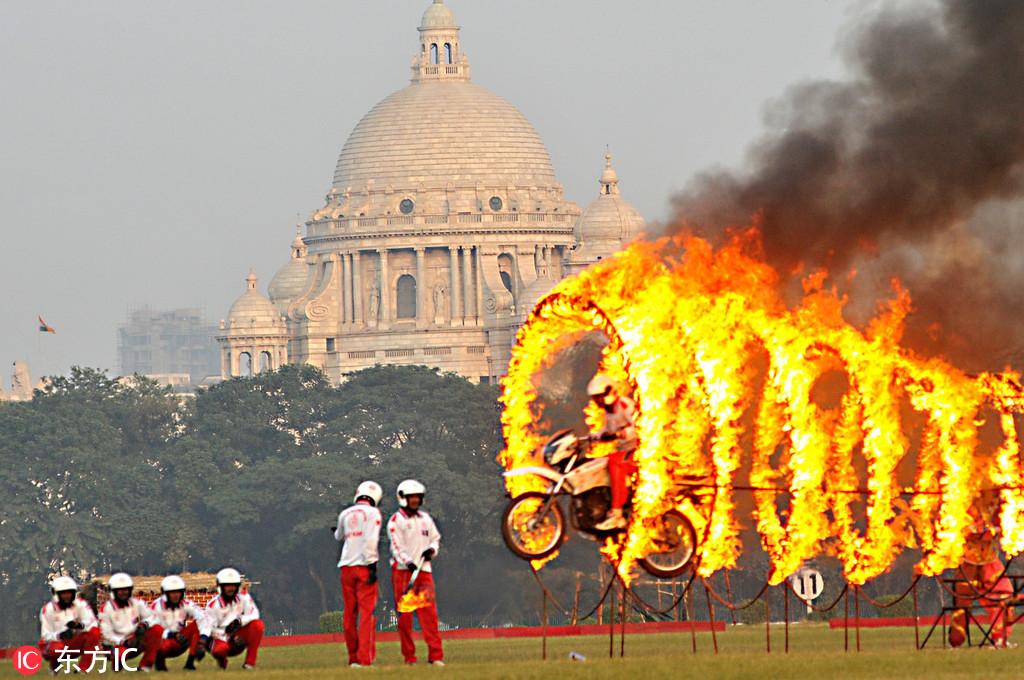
[259,351,272,373]
[444,43,453,64]
[239,352,253,377]
[499,271,513,293]
[430,44,438,65]
[396,274,417,319]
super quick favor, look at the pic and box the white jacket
[99,598,156,646]
[204,592,260,642]
[151,595,211,637]
[335,501,382,567]
[387,509,441,573]
[40,598,98,642]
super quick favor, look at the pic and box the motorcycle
[501,429,698,578]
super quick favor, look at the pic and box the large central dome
[332,81,559,192]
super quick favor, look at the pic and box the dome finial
[413,0,468,82]
[246,269,258,291]
[600,151,619,195]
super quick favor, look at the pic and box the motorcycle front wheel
[502,492,566,561]
[639,510,698,578]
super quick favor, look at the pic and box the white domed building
[218,0,645,383]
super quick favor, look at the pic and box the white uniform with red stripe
[335,502,382,567]
[387,509,441,573]
[99,598,156,646]
[151,595,211,637]
[205,593,260,642]
[40,598,98,642]
[597,396,638,453]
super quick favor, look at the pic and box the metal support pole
[784,583,790,654]
[854,585,861,652]
[913,579,920,650]
[686,585,697,654]
[620,580,626,658]
[542,588,548,661]
[844,586,850,652]
[724,572,738,625]
[705,582,719,654]
[765,590,771,654]
[608,586,615,659]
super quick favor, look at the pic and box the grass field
[4,624,1021,678]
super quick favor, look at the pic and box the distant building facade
[118,308,220,384]
[218,0,645,384]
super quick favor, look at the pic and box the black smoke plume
[672,0,1024,370]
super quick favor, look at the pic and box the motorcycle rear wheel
[639,510,698,578]
[502,492,566,561]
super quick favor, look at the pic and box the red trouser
[110,623,165,669]
[40,627,101,672]
[210,619,264,668]
[950,560,1014,647]
[157,620,201,662]
[341,565,378,665]
[391,565,443,663]
[608,450,638,510]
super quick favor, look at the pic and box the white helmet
[161,575,186,593]
[216,567,242,589]
[587,374,615,399]
[50,576,77,594]
[396,479,426,508]
[108,572,134,590]
[354,480,383,506]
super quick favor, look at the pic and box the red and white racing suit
[388,508,443,664]
[336,499,382,666]
[204,592,264,668]
[39,598,102,672]
[99,597,164,670]
[949,522,1014,647]
[150,595,210,667]
[594,395,638,511]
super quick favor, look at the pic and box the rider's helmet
[160,575,186,594]
[108,572,134,600]
[396,479,426,508]
[587,374,617,407]
[354,480,383,506]
[50,576,77,596]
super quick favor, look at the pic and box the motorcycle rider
[99,572,164,671]
[335,480,384,668]
[387,479,444,666]
[151,575,210,671]
[204,567,264,670]
[39,576,102,673]
[587,374,638,531]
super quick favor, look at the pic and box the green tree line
[0,364,542,644]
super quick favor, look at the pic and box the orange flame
[499,230,1024,585]
[397,589,432,614]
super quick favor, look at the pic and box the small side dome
[420,0,457,30]
[572,154,645,262]
[228,271,282,328]
[268,227,311,313]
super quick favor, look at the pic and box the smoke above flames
[671,0,1024,371]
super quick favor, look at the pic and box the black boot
[183,655,197,671]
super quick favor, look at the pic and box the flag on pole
[38,316,56,334]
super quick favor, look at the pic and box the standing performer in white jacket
[38,576,101,673]
[98,572,164,671]
[151,575,211,671]
[204,567,264,670]
[388,479,444,666]
[335,480,383,668]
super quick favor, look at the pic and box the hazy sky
[0,0,859,379]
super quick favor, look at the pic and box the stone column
[475,246,484,326]
[462,246,472,325]
[415,247,427,328]
[352,251,363,326]
[378,248,391,328]
[449,245,461,326]
[221,348,229,379]
[342,253,351,325]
